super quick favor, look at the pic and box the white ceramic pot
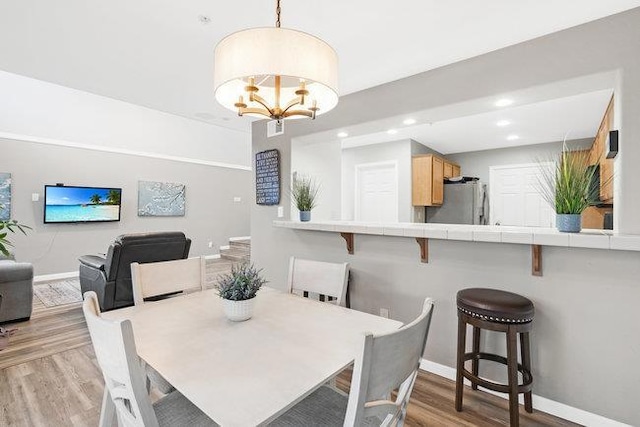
[222,298,255,321]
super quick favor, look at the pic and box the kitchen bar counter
[273,220,640,252]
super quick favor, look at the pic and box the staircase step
[229,239,251,249]
[220,249,250,262]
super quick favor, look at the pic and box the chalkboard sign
[255,149,280,205]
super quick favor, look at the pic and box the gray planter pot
[299,211,311,222]
[556,214,581,233]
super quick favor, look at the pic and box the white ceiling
[294,74,616,153]
[341,89,613,154]
[0,1,638,133]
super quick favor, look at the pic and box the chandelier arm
[239,107,274,119]
[283,110,314,119]
[249,93,276,116]
[281,96,303,114]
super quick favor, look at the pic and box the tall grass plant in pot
[216,263,267,321]
[537,146,600,233]
[0,206,31,257]
[291,175,319,222]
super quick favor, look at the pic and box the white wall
[447,138,592,190]
[4,138,251,275]
[0,70,250,168]
[290,138,342,221]
[1,70,253,275]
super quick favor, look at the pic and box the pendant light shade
[213,2,339,122]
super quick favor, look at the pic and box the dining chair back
[287,257,350,306]
[345,297,435,426]
[83,291,159,427]
[131,257,206,305]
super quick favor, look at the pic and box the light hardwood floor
[1,274,579,426]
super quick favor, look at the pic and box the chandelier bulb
[234,95,247,109]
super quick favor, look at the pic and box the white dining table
[102,286,402,427]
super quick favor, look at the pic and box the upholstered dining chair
[287,257,350,307]
[130,257,206,394]
[270,297,435,427]
[82,291,217,427]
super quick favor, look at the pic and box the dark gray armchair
[78,232,191,311]
[0,256,34,323]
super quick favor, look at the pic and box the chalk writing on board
[255,149,280,205]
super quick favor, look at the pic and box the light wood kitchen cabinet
[412,155,458,206]
[432,157,444,205]
[587,96,614,203]
[443,161,461,179]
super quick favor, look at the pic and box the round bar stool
[455,288,534,427]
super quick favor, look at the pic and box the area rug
[33,279,82,307]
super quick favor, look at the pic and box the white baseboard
[204,254,221,260]
[33,271,79,283]
[229,236,251,242]
[419,359,630,427]
[219,245,230,251]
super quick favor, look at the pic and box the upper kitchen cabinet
[588,96,614,203]
[412,155,459,206]
[443,161,461,179]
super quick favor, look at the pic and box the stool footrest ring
[462,352,533,394]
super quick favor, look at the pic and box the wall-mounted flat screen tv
[44,185,122,224]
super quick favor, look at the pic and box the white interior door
[490,163,555,227]
[355,161,398,222]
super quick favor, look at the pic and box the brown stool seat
[457,288,534,324]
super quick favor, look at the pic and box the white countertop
[273,220,640,251]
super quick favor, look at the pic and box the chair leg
[506,326,520,427]
[471,326,480,391]
[455,316,467,412]
[520,331,533,413]
[99,388,116,427]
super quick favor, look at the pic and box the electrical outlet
[208,241,213,248]
[380,308,390,318]
[277,206,284,218]
[233,196,241,202]
[32,193,40,202]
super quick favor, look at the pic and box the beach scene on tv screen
[45,187,121,222]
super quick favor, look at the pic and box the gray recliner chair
[78,232,191,311]
[0,255,34,323]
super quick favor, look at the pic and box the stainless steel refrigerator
[425,181,487,225]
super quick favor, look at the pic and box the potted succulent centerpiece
[538,145,601,233]
[291,175,319,222]
[216,263,267,321]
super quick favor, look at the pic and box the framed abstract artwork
[138,180,186,217]
[0,173,11,220]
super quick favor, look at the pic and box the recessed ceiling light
[337,131,349,138]
[387,129,398,135]
[403,118,417,125]
[506,134,519,141]
[496,120,511,127]
[495,99,514,107]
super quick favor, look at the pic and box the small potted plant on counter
[291,175,319,222]
[216,263,267,321]
[537,145,601,233]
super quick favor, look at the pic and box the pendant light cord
[276,0,281,28]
